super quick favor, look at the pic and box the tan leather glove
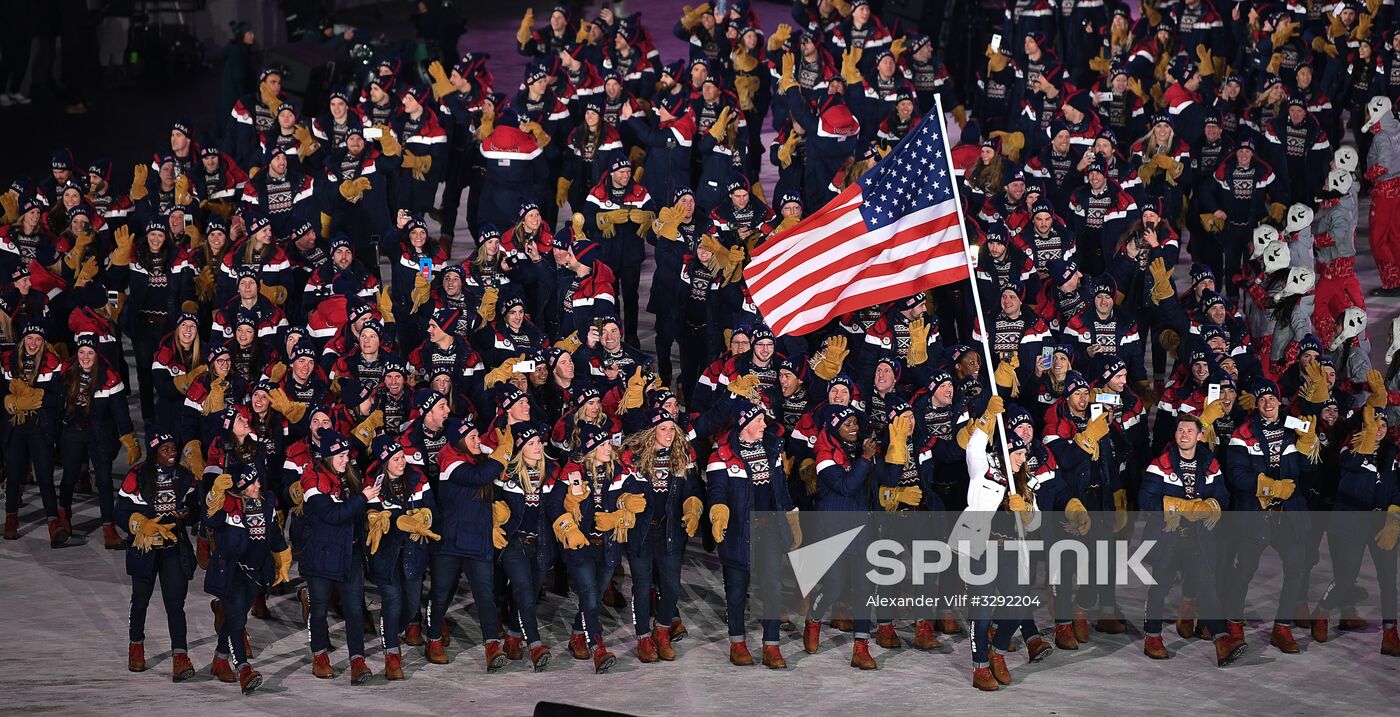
[398,508,441,542]
[206,473,233,517]
[1293,415,1321,463]
[1149,257,1174,304]
[410,272,430,313]
[812,335,850,380]
[492,501,511,549]
[182,440,204,477]
[679,3,711,30]
[654,204,685,240]
[1073,414,1110,460]
[172,365,207,395]
[841,47,864,84]
[885,414,914,465]
[485,355,526,389]
[259,283,288,305]
[1376,505,1400,550]
[339,176,372,202]
[352,410,385,446]
[768,23,791,52]
[129,164,149,201]
[121,433,142,465]
[428,60,455,100]
[294,125,318,159]
[621,370,648,411]
[478,286,499,323]
[681,496,703,537]
[553,513,589,549]
[709,106,732,141]
[194,265,216,302]
[1064,498,1092,535]
[1113,489,1129,532]
[710,503,730,543]
[366,509,392,554]
[879,485,923,512]
[907,317,931,366]
[112,225,134,267]
[128,514,176,552]
[516,8,534,45]
[726,373,763,402]
[556,177,571,208]
[1198,399,1225,445]
[376,125,401,156]
[1366,369,1388,409]
[272,548,292,585]
[489,426,515,467]
[994,353,1020,397]
[779,53,798,94]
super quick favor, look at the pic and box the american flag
[744,103,972,336]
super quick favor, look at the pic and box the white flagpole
[931,96,1028,555]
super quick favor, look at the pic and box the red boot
[529,644,552,672]
[403,623,424,646]
[913,619,941,650]
[503,635,524,660]
[1383,627,1400,656]
[384,652,404,680]
[1071,608,1091,643]
[1054,623,1079,650]
[312,652,337,678]
[875,623,902,649]
[988,652,1012,685]
[636,636,659,663]
[651,625,676,661]
[803,619,821,653]
[250,594,270,620]
[972,666,1000,691]
[762,645,787,669]
[48,518,68,548]
[1176,599,1197,639]
[211,599,225,634]
[1144,635,1170,660]
[668,618,688,642]
[350,656,373,685]
[128,642,146,672]
[1270,624,1300,654]
[102,523,123,549]
[425,639,448,665]
[850,638,877,670]
[729,641,755,666]
[171,652,195,682]
[210,656,237,683]
[484,640,506,672]
[593,643,617,673]
[57,507,72,534]
[1227,620,1246,642]
[569,633,589,660]
[3,513,17,540]
[1025,636,1053,663]
[238,665,263,695]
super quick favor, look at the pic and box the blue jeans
[1143,528,1227,638]
[427,553,499,643]
[217,569,257,667]
[129,547,189,650]
[630,528,683,637]
[375,565,425,653]
[497,537,544,644]
[307,571,367,659]
[969,547,1039,666]
[723,564,781,645]
[564,543,608,645]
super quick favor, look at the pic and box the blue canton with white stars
[856,112,956,229]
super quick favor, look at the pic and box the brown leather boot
[196,537,210,569]
[652,626,676,661]
[403,623,424,646]
[875,623,902,649]
[504,635,524,660]
[1054,623,1079,650]
[1339,607,1367,631]
[913,619,942,650]
[312,652,337,678]
[1311,608,1328,643]
[1072,608,1091,642]
[102,523,124,549]
[602,580,626,609]
[972,666,1000,691]
[937,613,962,634]
[57,507,72,534]
[569,633,589,660]
[850,638,877,670]
[1144,635,1170,660]
[636,636,659,663]
[1025,635,1053,663]
[1270,624,1300,654]
[1176,599,1197,639]
[804,619,821,653]
[830,617,855,632]
[384,652,404,680]
[593,644,617,673]
[762,645,786,669]
[238,665,263,695]
[298,587,310,624]
[1227,620,1245,641]
[48,518,68,547]
[128,642,146,672]
[989,651,1012,685]
[440,617,454,647]
[484,641,506,672]
[729,641,755,666]
[211,598,225,634]
[250,594,270,620]
[426,639,448,665]
[1096,614,1126,634]
[3,513,17,540]
[1383,627,1400,656]
[530,644,553,672]
[210,656,237,683]
[350,656,373,684]
[243,631,254,660]
[171,652,195,682]
[1293,601,1312,629]
[669,618,689,642]
[1215,635,1248,667]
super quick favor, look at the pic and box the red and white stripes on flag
[744,166,972,334]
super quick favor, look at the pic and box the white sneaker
[11,93,30,105]
[0,94,13,107]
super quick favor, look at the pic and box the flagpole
[931,96,1020,520]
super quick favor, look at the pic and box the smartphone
[419,256,432,280]
[363,127,384,140]
[514,359,537,373]
[990,34,1002,52]
[107,290,120,306]
[1096,392,1121,406]
[1207,383,1221,404]
[1090,403,1104,421]
[1284,415,1310,433]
